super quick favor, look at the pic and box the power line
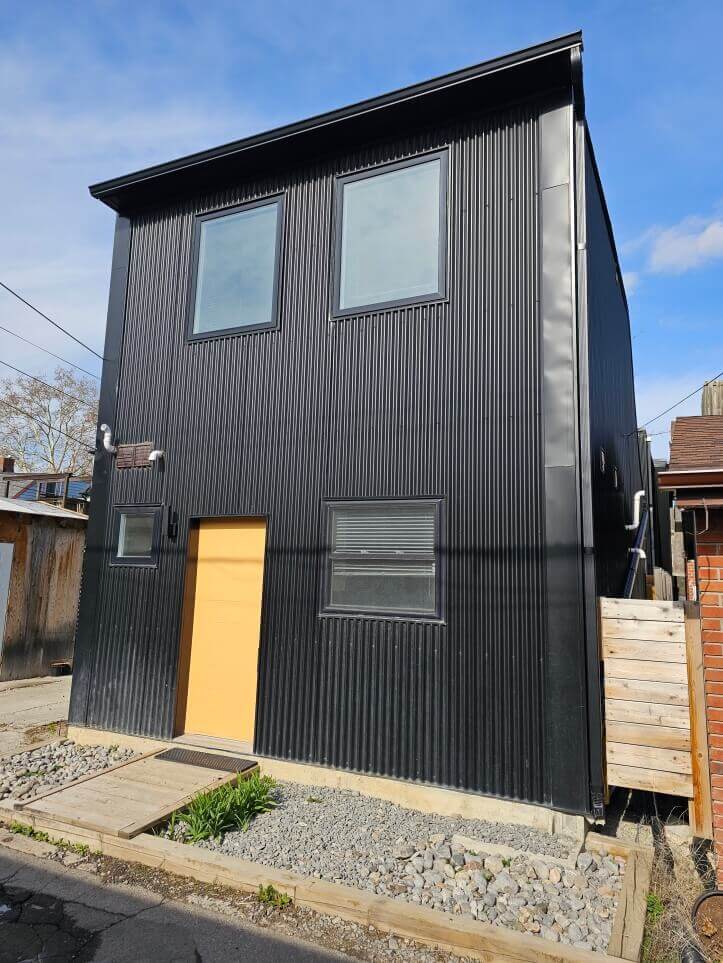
[0,279,104,361]
[0,324,101,381]
[0,359,97,410]
[639,368,723,428]
[0,398,94,448]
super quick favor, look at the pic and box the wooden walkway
[15,750,254,838]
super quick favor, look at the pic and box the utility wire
[0,398,94,448]
[639,367,723,429]
[0,324,101,381]
[0,279,104,361]
[0,359,97,410]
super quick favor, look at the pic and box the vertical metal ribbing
[76,97,584,810]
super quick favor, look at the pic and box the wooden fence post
[685,601,713,840]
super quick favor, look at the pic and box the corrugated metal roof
[0,495,87,521]
[669,416,723,471]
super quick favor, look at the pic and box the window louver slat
[333,508,435,554]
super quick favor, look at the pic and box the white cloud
[623,214,723,277]
[648,217,723,274]
[622,271,639,295]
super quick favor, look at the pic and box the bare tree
[0,366,98,474]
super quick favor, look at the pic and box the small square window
[111,506,161,566]
[188,195,284,339]
[333,152,447,316]
[323,500,442,618]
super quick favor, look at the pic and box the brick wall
[696,508,723,879]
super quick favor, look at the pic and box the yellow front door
[175,518,266,745]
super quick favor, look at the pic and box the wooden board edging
[0,806,642,963]
[12,747,160,812]
[684,602,713,840]
[606,851,651,962]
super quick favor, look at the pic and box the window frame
[186,193,285,342]
[331,150,449,318]
[110,504,163,568]
[320,497,444,621]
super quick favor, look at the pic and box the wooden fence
[600,597,712,838]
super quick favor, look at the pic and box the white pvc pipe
[99,423,117,455]
[625,490,646,531]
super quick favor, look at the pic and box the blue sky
[1,1,721,458]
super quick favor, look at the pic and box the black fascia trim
[110,504,163,567]
[186,193,285,342]
[331,150,448,318]
[89,33,582,211]
[320,496,445,622]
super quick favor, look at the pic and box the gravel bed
[0,740,136,803]
[169,781,623,953]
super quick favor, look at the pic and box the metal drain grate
[155,748,257,773]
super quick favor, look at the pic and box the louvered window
[324,500,440,617]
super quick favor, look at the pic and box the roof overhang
[90,32,583,214]
[658,468,723,492]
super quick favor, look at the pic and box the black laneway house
[70,33,643,825]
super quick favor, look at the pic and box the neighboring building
[1,459,91,515]
[659,415,723,877]
[0,497,86,680]
[69,33,644,821]
[703,381,723,416]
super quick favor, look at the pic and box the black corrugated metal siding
[584,141,644,598]
[71,94,594,810]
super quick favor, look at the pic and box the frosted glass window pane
[330,560,436,614]
[118,514,154,557]
[193,201,279,334]
[339,158,442,310]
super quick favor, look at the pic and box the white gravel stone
[0,740,136,802]
[165,779,622,954]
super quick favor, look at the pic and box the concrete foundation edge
[67,724,587,840]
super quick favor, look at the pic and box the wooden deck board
[601,618,685,643]
[19,753,256,837]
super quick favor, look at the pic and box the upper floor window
[333,151,448,316]
[189,195,283,339]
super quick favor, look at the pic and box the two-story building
[69,33,643,823]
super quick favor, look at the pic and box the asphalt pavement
[0,844,348,962]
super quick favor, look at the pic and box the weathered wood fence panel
[600,597,712,837]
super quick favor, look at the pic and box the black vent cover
[155,748,257,773]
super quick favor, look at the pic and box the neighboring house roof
[658,416,723,503]
[0,496,88,521]
[668,416,723,472]
[90,32,583,213]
